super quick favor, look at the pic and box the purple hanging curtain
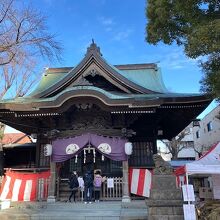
[52,133,89,162]
[52,133,127,162]
[90,134,127,161]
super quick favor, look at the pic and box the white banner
[183,204,196,220]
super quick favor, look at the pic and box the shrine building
[0,42,211,201]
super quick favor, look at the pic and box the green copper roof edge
[27,54,89,98]
[28,70,72,97]
[118,67,169,93]
[101,57,161,93]
[0,86,207,105]
[28,52,161,98]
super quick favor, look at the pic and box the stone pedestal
[146,175,184,220]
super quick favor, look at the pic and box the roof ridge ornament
[86,39,102,56]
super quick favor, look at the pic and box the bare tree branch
[0,0,13,24]
[161,129,191,160]
[0,0,63,66]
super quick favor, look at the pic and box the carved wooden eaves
[32,42,155,99]
[70,62,131,93]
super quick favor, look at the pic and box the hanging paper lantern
[125,142,133,155]
[44,144,52,156]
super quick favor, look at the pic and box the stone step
[0,201,148,220]
[149,215,184,220]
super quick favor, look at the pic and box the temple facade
[0,42,211,201]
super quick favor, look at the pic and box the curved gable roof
[29,70,69,97]
[118,67,168,93]
[29,42,166,99]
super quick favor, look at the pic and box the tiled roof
[2,133,32,145]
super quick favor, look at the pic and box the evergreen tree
[146,0,220,98]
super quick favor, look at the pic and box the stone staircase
[0,201,148,220]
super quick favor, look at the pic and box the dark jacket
[69,174,79,189]
[83,171,93,188]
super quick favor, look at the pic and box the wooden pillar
[47,159,56,202]
[0,144,4,176]
[122,160,131,202]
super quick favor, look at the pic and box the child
[94,170,103,202]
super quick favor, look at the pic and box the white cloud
[105,27,113,32]
[113,29,133,41]
[161,50,198,70]
[141,48,198,70]
[100,17,114,26]
[98,16,115,32]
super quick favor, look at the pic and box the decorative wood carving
[56,128,123,139]
[121,128,136,137]
[72,76,92,86]
[75,103,93,110]
[71,105,112,130]
[112,114,140,128]
[83,68,101,78]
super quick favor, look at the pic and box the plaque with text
[182,184,195,202]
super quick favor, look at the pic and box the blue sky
[31,0,204,94]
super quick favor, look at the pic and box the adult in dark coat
[68,171,79,202]
[83,170,93,203]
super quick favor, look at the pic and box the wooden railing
[57,177,123,201]
[36,177,50,201]
[101,177,123,200]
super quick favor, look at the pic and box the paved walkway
[0,200,148,220]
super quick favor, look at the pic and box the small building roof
[169,160,194,168]
[2,133,32,145]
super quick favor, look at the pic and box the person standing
[94,170,103,202]
[83,170,93,204]
[68,171,79,202]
